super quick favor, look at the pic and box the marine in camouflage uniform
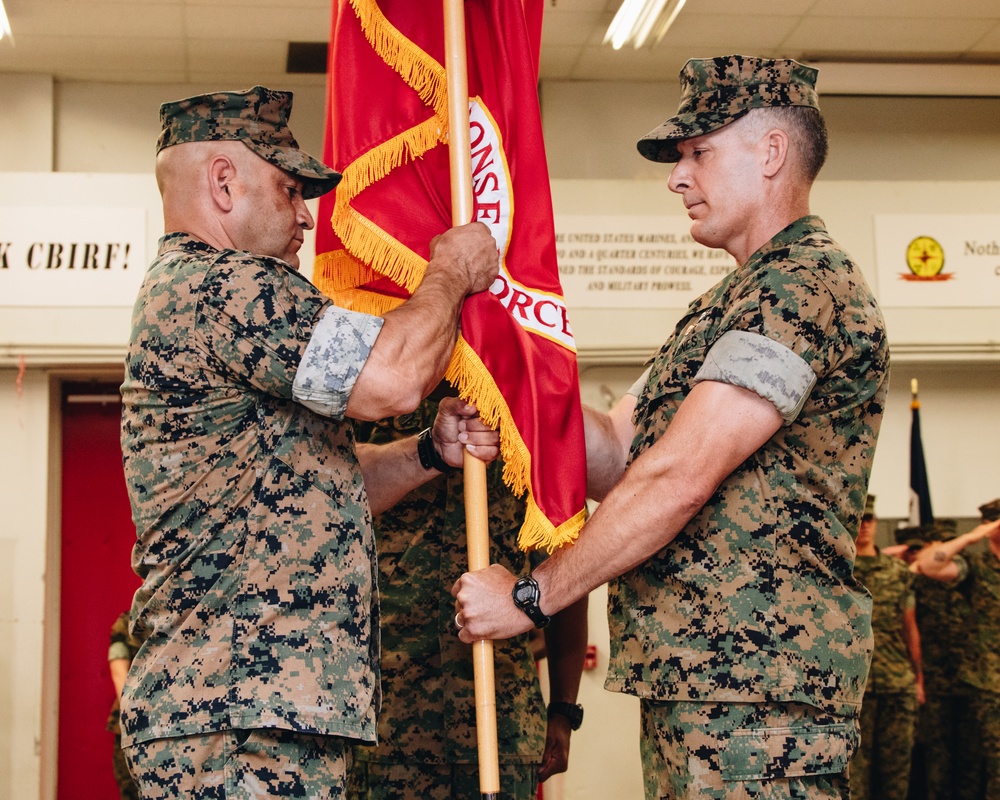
[120,86,499,799]
[962,551,1000,800]
[612,217,885,799]
[452,55,889,800]
[121,228,382,793]
[957,502,1000,800]
[911,500,1000,800]
[850,498,922,800]
[107,611,142,800]
[899,523,981,800]
[348,394,587,800]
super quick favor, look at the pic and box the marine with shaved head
[120,86,500,799]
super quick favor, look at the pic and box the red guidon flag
[314,0,586,551]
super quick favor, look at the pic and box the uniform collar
[745,215,827,267]
[157,231,222,258]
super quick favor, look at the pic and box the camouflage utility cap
[638,54,820,163]
[864,494,876,518]
[930,518,958,541]
[980,497,1000,522]
[894,525,926,550]
[156,86,340,199]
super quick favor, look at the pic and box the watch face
[513,579,536,605]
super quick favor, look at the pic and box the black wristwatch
[547,701,584,731]
[417,427,454,473]
[511,575,551,629]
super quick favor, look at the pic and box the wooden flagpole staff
[442,0,501,797]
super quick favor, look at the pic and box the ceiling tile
[0,34,185,73]
[185,37,288,72]
[542,8,605,46]
[200,0,329,7]
[810,0,1000,19]
[786,16,994,55]
[679,0,816,15]
[552,0,617,11]
[1,0,999,90]
[59,69,189,83]
[969,21,1000,52]
[569,43,684,81]
[662,13,801,51]
[539,44,581,79]
[8,2,183,37]
[183,4,330,41]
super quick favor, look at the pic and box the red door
[58,383,140,800]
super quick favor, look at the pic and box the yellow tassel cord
[446,337,585,553]
[348,0,448,119]
[324,0,586,552]
[325,285,406,317]
[314,249,376,298]
[325,0,451,297]
[326,117,444,295]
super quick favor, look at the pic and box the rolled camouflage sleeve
[693,330,816,425]
[108,612,134,662]
[293,305,384,419]
[108,642,134,661]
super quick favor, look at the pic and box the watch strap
[511,575,551,629]
[417,427,454,473]
[547,701,584,731]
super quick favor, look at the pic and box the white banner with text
[554,214,734,309]
[875,214,1000,308]
[0,207,147,307]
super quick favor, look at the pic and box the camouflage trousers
[851,690,917,800]
[123,728,350,799]
[113,735,140,800]
[347,760,539,800]
[914,689,983,800]
[978,690,1000,800]
[639,699,857,800]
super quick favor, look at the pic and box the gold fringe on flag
[325,0,584,552]
[348,0,448,119]
[313,249,375,297]
[445,336,584,553]
[325,1,453,298]
[324,285,407,316]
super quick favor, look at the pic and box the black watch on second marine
[511,575,551,629]
[547,701,584,731]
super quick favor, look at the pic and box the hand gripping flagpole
[442,1,501,797]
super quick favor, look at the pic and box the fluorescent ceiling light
[604,0,687,50]
[0,0,13,44]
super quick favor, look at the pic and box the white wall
[557,176,1000,516]
[1,75,999,800]
[52,82,327,174]
[541,80,1000,182]
[0,74,54,171]
[0,368,56,800]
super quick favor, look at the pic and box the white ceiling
[1,0,1000,90]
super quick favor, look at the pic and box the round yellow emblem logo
[905,236,945,278]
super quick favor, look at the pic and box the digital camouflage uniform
[851,552,918,800]
[348,398,545,800]
[107,611,142,800]
[958,549,1000,800]
[120,231,384,795]
[912,554,981,800]
[607,216,888,799]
